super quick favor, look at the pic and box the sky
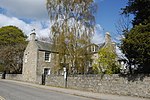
[0,0,128,45]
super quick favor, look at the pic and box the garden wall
[46,74,150,98]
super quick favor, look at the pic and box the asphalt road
[0,80,94,100]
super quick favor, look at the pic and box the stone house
[22,32,115,83]
[86,32,116,73]
[22,33,56,84]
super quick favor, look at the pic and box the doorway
[42,68,50,85]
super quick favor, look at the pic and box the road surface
[0,80,94,100]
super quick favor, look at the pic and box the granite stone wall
[5,74,23,81]
[36,51,55,84]
[22,40,38,83]
[0,73,2,79]
[5,74,40,84]
[2,73,150,98]
[46,74,150,98]
[46,75,65,87]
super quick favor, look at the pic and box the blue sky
[94,0,129,42]
[96,0,128,32]
[0,0,129,44]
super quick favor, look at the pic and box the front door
[42,68,50,85]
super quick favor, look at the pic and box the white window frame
[45,51,51,62]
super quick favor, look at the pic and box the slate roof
[36,41,52,51]
[97,43,105,49]
[35,40,105,53]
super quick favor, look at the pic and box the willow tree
[47,0,96,74]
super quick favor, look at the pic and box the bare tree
[0,44,26,73]
[115,15,132,38]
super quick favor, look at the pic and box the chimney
[112,42,116,53]
[105,32,111,44]
[30,32,36,41]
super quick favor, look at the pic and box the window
[91,45,95,52]
[25,54,27,63]
[93,46,95,52]
[45,51,51,62]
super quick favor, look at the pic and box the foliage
[0,26,27,73]
[0,26,27,46]
[93,46,120,74]
[46,0,96,74]
[121,23,150,73]
[0,45,26,73]
[121,0,150,74]
[0,64,4,72]
[122,0,150,25]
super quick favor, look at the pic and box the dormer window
[91,45,96,52]
[45,51,51,62]
[93,45,95,52]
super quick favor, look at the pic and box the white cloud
[0,14,50,37]
[0,13,105,44]
[0,0,105,44]
[30,21,51,37]
[92,24,105,44]
[0,0,48,20]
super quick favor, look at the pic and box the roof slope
[98,43,105,49]
[35,40,105,53]
[36,41,52,51]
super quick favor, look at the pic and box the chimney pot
[30,33,36,41]
[105,32,111,44]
